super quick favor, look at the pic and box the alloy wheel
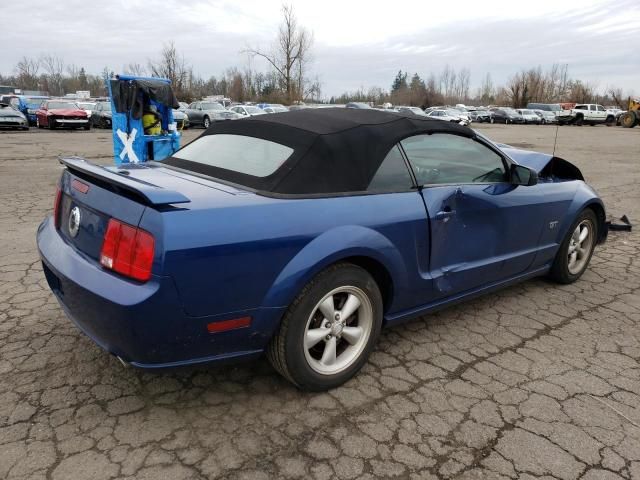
[303,286,373,375]
[567,219,594,275]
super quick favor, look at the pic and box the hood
[498,145,584,180]
[0,108,24,118]
[48,108,87,116]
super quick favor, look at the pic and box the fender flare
[260,225,408,312]
[558,186,607,244]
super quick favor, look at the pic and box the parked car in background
[346,102,372,109]
[77,102,96,120]
[178,102,189,111]
[11,95,49,125]
[90,102,112,128]
[396,106,428,116]
[490,108,525,124]
[0,102,29,130]
[426,109,469,125]
[533,109,558,124]
[38,108,606,391]
[229,105,268,117]
[259,103,289,113]
[36,101,90,130]
[449,108,472,123]
[173,109,189,129]
[186,101,240,128]
[469,109,492,123]
[516,109,542,124]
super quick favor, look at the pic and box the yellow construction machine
[620,97,640,128]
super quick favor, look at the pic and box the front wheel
[267,263,383,391]
[203,116,211,128]
[575,115,584,126]
[549,209,598,284]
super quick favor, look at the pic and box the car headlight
[27,109,36,114]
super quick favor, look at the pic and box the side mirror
[511,164,538,186]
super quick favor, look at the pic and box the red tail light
[53,186,62,229]
[100,219,155,282]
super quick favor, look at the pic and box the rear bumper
[37,215,279,367]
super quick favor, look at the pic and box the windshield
[26,97,46,107]
[47,102,78,109]
[171,134,293,177]
[201,102,224,110]
[520,109,534,115]
[78,103,95,110]
[98,102,111,111]
[245,106,262,114]
[445,110,460,116]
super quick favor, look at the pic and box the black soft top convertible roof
[165,108,473,195]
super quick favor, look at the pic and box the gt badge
[549,220,559,229]
[68,206,81,238]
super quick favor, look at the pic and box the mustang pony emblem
[68,206,81,238]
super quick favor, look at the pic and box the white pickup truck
[557,104,617,126]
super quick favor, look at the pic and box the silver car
[229,105,268,117]
[185,101,240,128]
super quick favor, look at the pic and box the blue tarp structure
[107,75,181,165]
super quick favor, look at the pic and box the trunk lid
[58,157,253,265]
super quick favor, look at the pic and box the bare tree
[40,54,65,95]
[123,62,146,76]
[244,4,313,103]
[148,42,189,95]
[15,56,40,91]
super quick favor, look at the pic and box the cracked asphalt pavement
[1,124,639,479]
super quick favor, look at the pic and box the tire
[621,111,637,128]
[37,117,43,129]
[49,118,56,130]
[505,118,509,124]
[84,123,91,130]
[490,117,494,124]
[203,116,211,128]
[605,116,615,127]
[267,263,383,391]
[548,209,598,284]
[575,115,583,126]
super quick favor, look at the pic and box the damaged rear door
[401,133,546,298]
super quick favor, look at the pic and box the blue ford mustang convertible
[38,108,606,390]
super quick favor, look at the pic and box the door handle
[435,208,456,221]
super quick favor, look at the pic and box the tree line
[332,64,633,108]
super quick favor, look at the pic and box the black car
[0,102,29,130]
[490,108,525,124]
[91,101,112,128]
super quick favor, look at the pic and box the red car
[36,101,90,130]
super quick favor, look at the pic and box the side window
[367,145,413,192]
[597,105,605,112]
[401,134,507,185]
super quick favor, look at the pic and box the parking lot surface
[1,124,639,480]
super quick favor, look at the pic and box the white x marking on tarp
[116,128,140,164]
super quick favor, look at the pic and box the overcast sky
[2,0,638,97]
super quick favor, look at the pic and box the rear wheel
[267,263,383,391]
[549,209,598,284]
[621,111,637,128]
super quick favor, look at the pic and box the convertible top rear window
[173,134,293,177]
[163,108,474,195]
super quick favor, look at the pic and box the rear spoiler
[59,157,191,205]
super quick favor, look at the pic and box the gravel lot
[1,124,639,480]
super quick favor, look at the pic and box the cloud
[1,0,638,97]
